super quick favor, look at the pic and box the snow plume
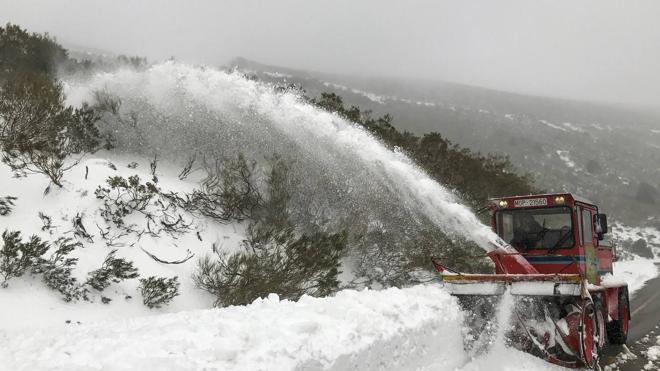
[64,62,499,251]
[493,290,515,347]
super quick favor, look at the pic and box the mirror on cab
[594,213,608,240]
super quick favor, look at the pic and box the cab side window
[577,207,583,245]
[497,213,514,243]
[582,209,593,245]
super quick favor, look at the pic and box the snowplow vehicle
[432,193,629,369]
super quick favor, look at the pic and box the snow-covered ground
[0,154,246,330]
[612,224,660,256]
[0,284,563,371]
[610,223,660,295]
[322,81,387,104]
[644,335,660,370]
[539,120,570,132]
[612,258,658,295]
[0,154,561,371]
[556,150,576,169]
[1,153,658,370]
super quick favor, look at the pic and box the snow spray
[492,290,515,347]
[63,62,500,250]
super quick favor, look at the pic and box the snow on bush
[138,276,180,309]
[0,230,50,287]
[0,195,16,216]
[86,249,139,292]
[0,154,246,323]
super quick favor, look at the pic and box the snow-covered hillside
[0,155,553,371]
[0,154,246,329]
[0,59,657,371]
[0,154,658,371]
[609,224,660,294]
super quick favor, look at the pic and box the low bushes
[138,276,180,309]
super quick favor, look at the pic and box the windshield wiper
[547,228,572,254]
[521,220,548,250]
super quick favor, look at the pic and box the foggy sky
[2,0,660,108]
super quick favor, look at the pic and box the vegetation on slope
[0,24,538,307]
[310,92,536,210]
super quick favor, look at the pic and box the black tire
[607,288,629,345]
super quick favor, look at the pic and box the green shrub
[0,73,103,186]
[188,154,262,222]
[193,152,346,306]
[0,231,88,300]
[0,230,49,287]
[86,249,139,291]
[138,276,180,308]
[95,175,160,227]
[194,223,346,307]
[0,23,68,80]
[34,237,87,302]
[0,196,17,216]
[95,173,192,238]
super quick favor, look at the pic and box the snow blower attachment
[432,193,629,369]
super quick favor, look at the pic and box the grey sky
[2,0,659,107]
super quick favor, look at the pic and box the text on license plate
[513,198,548,207]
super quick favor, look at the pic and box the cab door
[579,205,599,284]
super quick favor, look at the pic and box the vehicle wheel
[580,300,599,369]
[594,299,606,349]
[607,289,629,344]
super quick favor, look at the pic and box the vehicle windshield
[496,207,574,250]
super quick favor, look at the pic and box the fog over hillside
[3,0,660,108]
[231,58,660,227]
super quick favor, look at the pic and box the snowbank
[612,257,658,295]
[647,337,660,361]
[449,344,563,371]
[609,223,660,296]
[0,284,564,371]
[0,285,464,371]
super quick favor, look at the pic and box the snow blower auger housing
[432,193,629,369]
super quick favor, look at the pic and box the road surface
[601,263,660,370]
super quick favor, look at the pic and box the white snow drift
[0,285,564,371]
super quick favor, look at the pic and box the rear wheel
[607,289,629,344]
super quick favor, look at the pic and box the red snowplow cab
[432,193,629,369]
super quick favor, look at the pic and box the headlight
[554,196,565,205]
[498,200,508,208]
